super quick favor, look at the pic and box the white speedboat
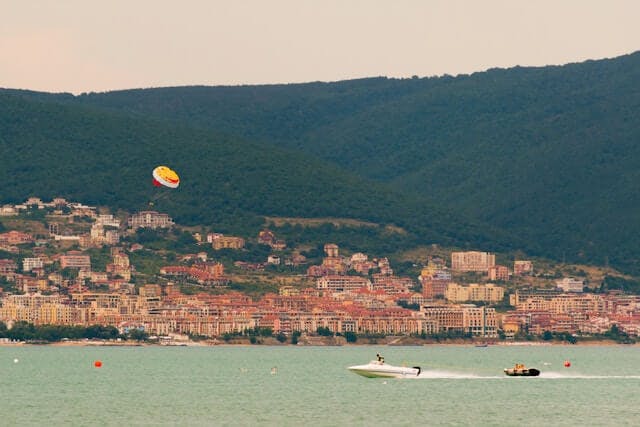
[348,360,421,378]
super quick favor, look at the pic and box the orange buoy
[94,360,103,368]
[564,360,571,368]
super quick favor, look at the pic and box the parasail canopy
[152,166,180,189]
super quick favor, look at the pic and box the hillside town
[1,197,638,344]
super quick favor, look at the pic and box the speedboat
[504,363,540,377]
[348,360,421,378]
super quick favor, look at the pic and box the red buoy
[94,360,103,368]
[564,360,571,368]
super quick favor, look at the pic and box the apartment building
[419,268,452,299]
[0,294,67,325]
[60,251,91,269]
[445,283,505,303]
[316,275,371,293]
[488,265,509,281]
[556,277,585,293]
[421,304,497,337]
[22,257,44,272]
[128,211,174,229]
[463,306,498,337]
[95,214,120,228]
[451,251,496,272]
[211,236,245,250]
[515,293,604,314]
[0,231,34,245]
[0,259,18,275]
[510,288,562,306]
[514,260,533,275]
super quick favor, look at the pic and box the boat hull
[348,362,421,378]
[504,368,540,377]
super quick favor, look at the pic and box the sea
[2,344,639,426]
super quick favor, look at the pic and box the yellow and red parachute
[152,166,180,189]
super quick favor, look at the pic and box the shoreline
[1,339,635,347]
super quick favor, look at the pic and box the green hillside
[2,51,639,273]
[27,51,636,274]
[0,91,511,253]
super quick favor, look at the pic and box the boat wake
[415,369,502,379]
[538,372,640,379]
[409,370,640,380]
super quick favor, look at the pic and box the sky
[1,0,639,94]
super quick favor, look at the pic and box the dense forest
[0,91,511,252]
[1,51,639,273]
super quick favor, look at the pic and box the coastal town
[1,197,638,345]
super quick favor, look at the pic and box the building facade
[445,283,505,303]
[451,251,496,272]
[316,275,371,293]
[22,257,44,272]
[60,251,91,269]
[128,211,174,229]
[556,277,585,293]
[488,265,509,281]
[514,260,533,275]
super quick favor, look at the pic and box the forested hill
[2,51,639,273]
[0,91,513,253]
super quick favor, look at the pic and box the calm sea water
[1,344,639,426]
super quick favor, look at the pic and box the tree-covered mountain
[2,51,639,273]
[0,91,511,253]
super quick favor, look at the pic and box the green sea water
[1,344,639,426]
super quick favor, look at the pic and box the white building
[0,205,18,216]
[23,257,44,272]
[128,211,174,229]
[350,252,368,263]
[556,277,584,293]
[95,214,120,228]
[267,255,281,265]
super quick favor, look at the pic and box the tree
[344,331,357,343]
[257,327,273,337]
[127,328,149,341]
[610,324,620,336]
[84,324,120,340]
[316,326,333,337]
[5,321,36,340]
[61,267,78,279]
[397,300,420,311]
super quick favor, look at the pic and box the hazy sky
[1,0,638,94]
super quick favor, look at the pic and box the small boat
[348,356,421,378]
[504,363,540,377]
